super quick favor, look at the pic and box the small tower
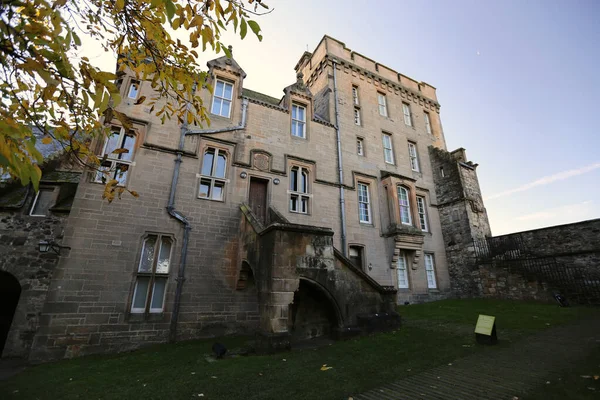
[429,146,491,295]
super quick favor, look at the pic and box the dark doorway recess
[0,271,21,356]
[289,279,340,341]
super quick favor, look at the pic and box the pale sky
[84,0,600,235]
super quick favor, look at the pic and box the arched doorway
[289,279,342,341]
[0,271,21,356]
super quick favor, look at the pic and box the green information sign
[475,314,496,335]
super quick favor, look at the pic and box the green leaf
[240,18,247,40]
[247,20,262,41]
[164,0,176,22]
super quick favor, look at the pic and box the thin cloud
[515,200,593,222]
[485,162,600,201]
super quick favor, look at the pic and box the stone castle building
[0,36,492,361]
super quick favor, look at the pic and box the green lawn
[1,299,596,400]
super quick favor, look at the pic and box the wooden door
[248,178,268,224]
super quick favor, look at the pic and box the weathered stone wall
[499,219,600,271]
[470,263,554,302]
[0,198,66,358]
[447,219,600,302]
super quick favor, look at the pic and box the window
[352,86,359,105]
[408,142,420,172]
[425,253,437,289]
[398,186,412,225]
[30,188,55,216]
[131,234,172,314]
[402,103,412,126]
[291,104,306,138]
[357,137,365,156]
[95,126,136,185]
[382,133,394,164]
[357,183,371,223]
[290,166,309,213]
[353,108,361,126]
[377,93,388,117]
[211,79,234,118]
[397,251,409,289]
[127,80,140,99]
[416,196,428,232]
[349,245,364,270]
[424,112,432,135]
[199,147,227,201]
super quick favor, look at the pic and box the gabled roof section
[283,72,312,101]
[207,55,247,78]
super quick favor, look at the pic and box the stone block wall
[0,203,66,358]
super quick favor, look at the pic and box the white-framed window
[357,182,371,224]
[127,80,140,99]
[382,133,394,164]
[408,142,420,172]
[425,253,437,289]
[377,93,388,117]
[290,166,309,213]
[199,147,227,201]
[131,234,173,314]
[354,108,361,126]
[357,137,365,156]
[291,104,306,138]
[397,251,409,289]
[211,79,234,118]
[424,111,432,135]
[416,196,428,232]
[398,186,412,225]
[402,103,412,126]
[352,86,359,105]
[29,188,55,217]
[95,126,136,185]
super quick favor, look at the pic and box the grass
[1,299,597,400]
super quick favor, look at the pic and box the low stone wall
[452,219,600,303]
[497,219,600,273]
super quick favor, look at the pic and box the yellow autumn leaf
[41,136,52,144]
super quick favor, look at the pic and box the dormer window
[291,104,306,138]
[211,79,234,118]
[127,80,140,99]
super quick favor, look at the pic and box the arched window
[398,186,412,225]
[199,147,227,201]
[95,126,136,185]
[290,166,309,213]
[131,234,173,314]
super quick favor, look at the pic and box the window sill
[359,222,375,227]
[290,135,307,140]
[126,312,166,322]
[397,288,411,292]
[209,113,233,122]
[197,196,225,202]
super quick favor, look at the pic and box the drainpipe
[167,96,249,343]
[167,85,196,343]
[331,58,347,256]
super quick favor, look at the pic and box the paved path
[353,317,600,400]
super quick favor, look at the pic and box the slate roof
[242,88,281,107]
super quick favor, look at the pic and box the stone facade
[1,36,490,361]
[0,171,80,358]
